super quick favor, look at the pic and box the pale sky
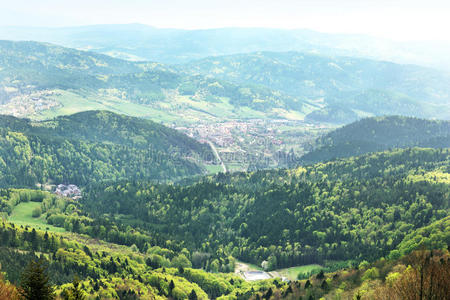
[2,0,450,42]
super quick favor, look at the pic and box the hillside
[0,40,309,122]
[181,52,450,122]
[0,148,448,299]
[1,41,450,125]
[0,110,213,187]
[0,189,280,299]
[300,116,450,164]
[81,148,450,270]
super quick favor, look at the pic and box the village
[54,184,82,200]
[0,87,59,117]
[173,119,331,171]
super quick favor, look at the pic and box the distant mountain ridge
[300,116,450,164]
[0,40,309,121]
[180,52,450,121]
[1,24,450,71]
[1,40,449,124]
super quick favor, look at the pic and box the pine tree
[19,260,54,300]
[188,289,198,300]
[168,280,175,295]
[304,280,312,289]
[320,280,328,290]
[264,288,272,299]
[316,270,324,280]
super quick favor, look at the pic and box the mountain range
[0,22,449,300]
[1,24,450,71]
[1,40,449,124]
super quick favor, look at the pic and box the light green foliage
[32,206,42,218]
[83,148,450,270]
[361,267,379,281]
[172,254,193,269]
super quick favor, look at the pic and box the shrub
[32,207,42,218]
[362,267,379,281]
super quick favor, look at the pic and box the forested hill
[300,116,450,164]
[25,110,212,153]
[180,52,450,122]
[0,110,213,187]
[2,40,450,124]
[0,40,307,119]
[82,147,450,269]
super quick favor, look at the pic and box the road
[207,141,227,173]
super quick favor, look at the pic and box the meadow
[8,202,66,233]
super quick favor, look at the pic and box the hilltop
[300,116,450,164]
[0,110,213,187]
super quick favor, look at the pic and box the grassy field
[36,90,179,123]
[34,90,270,125]
[9,202,66,233]
[275,264,323,281]
[204,164,224,174]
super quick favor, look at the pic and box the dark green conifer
[19,259,55,300]
[188,289,198,300]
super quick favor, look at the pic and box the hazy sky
[2,0,450,42]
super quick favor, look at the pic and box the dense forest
[0,147,447,299]
[300,116,450,164]
[0,111,213,187]
[0,188,283,299]
[81,148,449,270]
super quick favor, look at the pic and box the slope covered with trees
[181,52,450,122]
[0,147,447,299]
[0,40,308,119]
[1,41,450,124]
[0,188,282,299]
[82,148,450,270]
[0,111,213,187]
[300,116,450,164]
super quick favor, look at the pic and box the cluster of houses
[54,184,82,199]
[174,119,287,149]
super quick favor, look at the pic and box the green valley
[0,14,449,300]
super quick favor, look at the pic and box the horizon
[2,23,449,46]
[2,0,450,43]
